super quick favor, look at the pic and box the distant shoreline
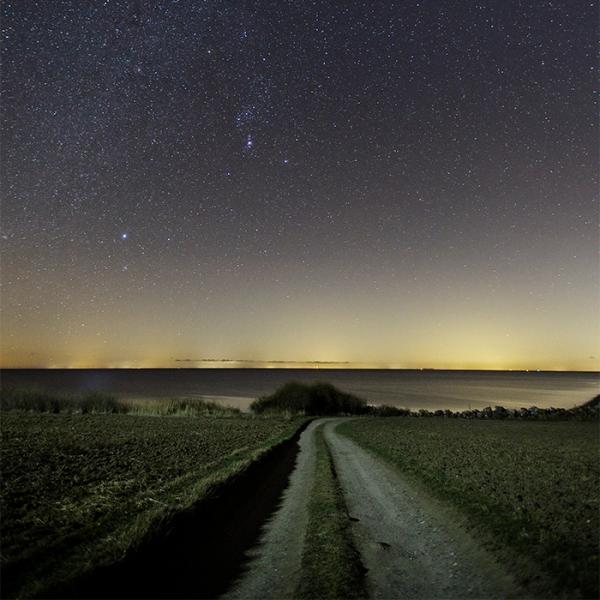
[1,367,599,374]
[2,368,597,412]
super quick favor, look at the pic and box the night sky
[1,1,598,370]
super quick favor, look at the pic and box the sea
[1,369,598,412]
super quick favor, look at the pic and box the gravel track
[223,420,321,599]
[224,418,520,599]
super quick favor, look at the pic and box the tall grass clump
[0,388,124,414]
[251,382,367,416]
[0,388,240,417]
[121,397,241,417]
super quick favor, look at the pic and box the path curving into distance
[224,418,520,599]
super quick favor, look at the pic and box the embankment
[43,419,311,599]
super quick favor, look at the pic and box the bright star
[121,233,128,240]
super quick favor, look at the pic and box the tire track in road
[324,419,521,599]
[223,420,322,600]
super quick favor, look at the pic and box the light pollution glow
[1,264,598,371]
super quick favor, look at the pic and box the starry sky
[1,0,598,370]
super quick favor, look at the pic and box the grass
[295,424,367,599]
[0,411,304,598]
[251,382,367,415]
[339,417,599,599]
[120,396,241,416]
[0,387,240,416]
[0,388,126,414]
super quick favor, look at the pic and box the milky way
[1,1,598,369]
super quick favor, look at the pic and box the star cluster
[1,1,598,369]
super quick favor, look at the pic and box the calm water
[1,369,598,411]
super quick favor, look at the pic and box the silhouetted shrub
[366,404,410,417]
[251,382,367,416]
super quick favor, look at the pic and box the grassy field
[1,411,304,598]
[338,418,599,598]
[296,424,366,599]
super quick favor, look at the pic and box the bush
[250,382,367,416]
[367,404,410,417]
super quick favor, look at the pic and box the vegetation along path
[225,418,520,599]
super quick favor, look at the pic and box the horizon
[1,364,598,374]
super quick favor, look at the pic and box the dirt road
[224,418,519,599]
[224,420,320,599]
